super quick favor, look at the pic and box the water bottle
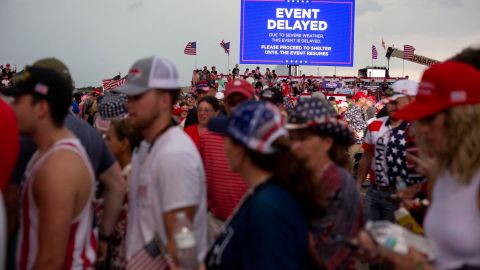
[365,221,436,261]
[174,212,199,270]
[394,207,424,234]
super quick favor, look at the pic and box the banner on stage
[240,0,355,67]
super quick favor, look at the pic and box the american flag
[404,45,416,60]
[184,41,197,55]
[126,235,173,270]
[102,75,127,91]
[372,45,378,59]
[220,40,230,55]
[385,122,409,186]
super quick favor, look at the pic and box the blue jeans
[364,187,397,222]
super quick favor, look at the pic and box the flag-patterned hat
[286,97,354,145]
[208,101,287,154]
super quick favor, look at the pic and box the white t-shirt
[218,78,226,93]
[246,77,255,86]
[126,126,207,262]
[424,170,480,269]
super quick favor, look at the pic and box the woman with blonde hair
[359,61,480,270]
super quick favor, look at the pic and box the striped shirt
[199,131,248,221]
[17,138,97,270]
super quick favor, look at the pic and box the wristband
[99,233,111,242]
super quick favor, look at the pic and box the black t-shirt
[381,82,389,92]
[232,68,240,76]
[65,113,116,175]
[11,136,37,185]
[184,107,198,128]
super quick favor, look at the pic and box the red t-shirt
[0,99,19,190]
[199,131,248,221]
[282,84,292,96]
[184,124,201,149]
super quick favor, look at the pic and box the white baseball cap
[114,56,179,96]
[381,79,418,104]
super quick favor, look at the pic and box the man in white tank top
[1,66,97,269]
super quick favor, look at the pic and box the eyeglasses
[288,130,315,142]
[198,108,214,113]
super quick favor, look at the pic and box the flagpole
[195,54,197,70]
[402,59,405,77]
[227,54,230,74]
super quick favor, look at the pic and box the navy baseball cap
[0,66,72,105]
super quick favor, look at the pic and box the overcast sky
[1,0,479,87]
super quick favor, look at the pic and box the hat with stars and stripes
[286,97,354,145]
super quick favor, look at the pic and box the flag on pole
[220,40,230,55]
[381,38,386,50]
[102,75,127,91]
[372,45,378,59]
[184,41,197,55]
[404,45,416,60]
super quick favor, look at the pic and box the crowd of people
[1,64,17,87]
[0,46,479,270]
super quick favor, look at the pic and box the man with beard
[114,56,207,266]
[356,80,424,222]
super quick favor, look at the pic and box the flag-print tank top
[17,138,97,270]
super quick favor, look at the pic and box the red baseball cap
[0,99,19,190]
[172,105,183,116]
[352,91,367,100]
[195,81,210,92]
[394,61,480,121]
[93,88,102,96]
[225,79,254,99]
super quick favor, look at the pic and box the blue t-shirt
[71,100,80,114]
[205,179,310,270]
